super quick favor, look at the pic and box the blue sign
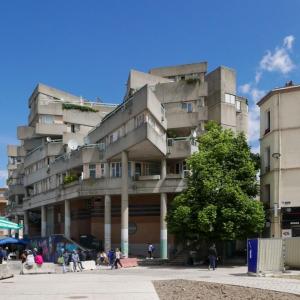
[247,239,258,273]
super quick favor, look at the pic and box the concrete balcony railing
[167,138,198,159]
[103,123,167,160]
[17,126,35,140]
[35,123,67,136]
[23,177,187,209]
[24,141,64,168]
[8,184,25,196]
[166,107,208,129]
[29,102,63,125]
[7,145,26,157]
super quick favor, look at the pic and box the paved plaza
[1,266,300,299]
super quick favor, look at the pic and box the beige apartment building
[258,83,300,238]
[0,188,8,236]
[7,62,248,258]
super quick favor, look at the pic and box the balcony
[103,123,167,160]
[23,177,187,209]
[17,126,35,140]
[35,123,67,136]
[166,107,208,129]
[167,137,198,159]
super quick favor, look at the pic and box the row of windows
[25,157,56,175]
[102,111,165,148]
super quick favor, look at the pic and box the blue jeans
[209,255,216,270]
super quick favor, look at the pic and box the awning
[0,237,27,245]
[0,217,23,230]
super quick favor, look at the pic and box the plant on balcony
[63,174,79,185]
[62,103,99,113]
[167,121,264,242]
[186,78,200,84]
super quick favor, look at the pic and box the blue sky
[0,0,300,186]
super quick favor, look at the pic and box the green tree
[167,121,265,242]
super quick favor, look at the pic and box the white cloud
[239,83,251,94]
[283,35,295,50]
[248,102,261,144]
[259,35,295,74]
[255,71,262,84]
[239,35,296,147]
[250,88,265,102]
[0,170,8,186]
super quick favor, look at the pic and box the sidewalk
[1,265,300,299]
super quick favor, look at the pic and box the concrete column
[160,193,168,259]
[41,206,47,237]
[161,158,167,180]
[24,210,29,236]
[64,199,71,239]
[121,151,129,257]
[104,194,111,252]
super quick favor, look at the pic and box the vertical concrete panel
[258,238,283,272]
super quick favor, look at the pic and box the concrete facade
[7,62,247,258]
[258,84,300,238]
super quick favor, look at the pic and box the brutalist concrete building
[7,62,248,258]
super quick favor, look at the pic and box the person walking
[147,244,155,259]
[0,247,4,264]
[78,249,85,270]
[208,243,218,271]
[107,249,115,270]
[114,248,123,269]
[72,250,82,272]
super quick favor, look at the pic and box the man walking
[208,243,217,271]
[147,243,155,259]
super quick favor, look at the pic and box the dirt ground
[153,280,300,300]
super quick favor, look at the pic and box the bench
[68,260,97,272]
[21,263,56,275]
[0,264,13,280]
[120,258,138,268]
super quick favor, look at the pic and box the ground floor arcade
[23,193,175,258]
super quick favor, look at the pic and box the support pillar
[104,194,111,252]
[41,206,47,237]
[121,151,129,257]
[64,199,71,239]
[160,193,168,259]
[24,210,29,236]
[161,158,167,180]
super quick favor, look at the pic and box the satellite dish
[192,131,197,138]
[46,137,52,143]
[67,139,79,151]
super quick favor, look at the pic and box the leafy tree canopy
[167,121,265,241]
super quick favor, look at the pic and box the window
[135,113,145,128]
[265,110,271,134]
[100,163,105,177]
[89,164,96,178]
[265,184,271,204]
[225,93,236,105]
[111,162,122,177]
[182,102,193,113]
[40,115,55,124]
[135,163,141,176]
[264,147,271,173]
[236,100,241,111]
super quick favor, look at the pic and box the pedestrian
[72,250,82,272]
[34,252,44,266]
[78,249,85,270]
[25,250,35,269]
[63,250,70,273]
[114,248,123,269]
[147,243,155,259]
[0,247,4,264]
[2,247,8,261]
[208,243,218,271]
[107,248,115,269]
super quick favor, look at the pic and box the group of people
[58,249,86,273]
[20,248,44,270]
